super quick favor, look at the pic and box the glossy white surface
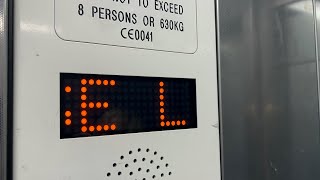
[12,0,220,179]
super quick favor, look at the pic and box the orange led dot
[159,82,164,87]
[81,118,87,125]
[104,125,109,131]
[159,88,165,93]
[89,126,95,132]
[89,102,94,108]
[171,121,176,126]
[96,102,102,108]
[160,122,165,127]
[182,120,186,125]
[160,115,165,120]
[65,111,71,117]
[81,95,87,101]
[111,124,116,130]
[103,102,109,108]
[96,79,102,85]
[160,108,165,113]
[159,95,164,100]
[81,79,87,85]
[103,80,109,85]
[81,126,87,133]
[89,79,94,85]
[110,80,116,86]
[177,121,181,126]
[65,86,71,93]
[81,110,87,116]
[160,101,165,107]
[65,119,71,126]
[81,102,87,108]
[81,87,87,93]
[97,125,102,131]
[166,121,171,126]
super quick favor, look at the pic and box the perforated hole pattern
[107,148,173,180]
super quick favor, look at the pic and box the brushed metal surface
[0,0,8,179]
[217,0,320,180]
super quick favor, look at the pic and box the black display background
[60,73,197,139]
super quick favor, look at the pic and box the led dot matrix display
[60,73,197,139]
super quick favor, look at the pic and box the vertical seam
[312,0,320,143]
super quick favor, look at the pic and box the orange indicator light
[103,102,109,108]
[159,88,164,93]
[97,125,102,131]
[104,125,109,131]
[89,102,94,108]
[65,86,71,93]
[177,121,181,126]
[96,79,102,85]
[160,108,165,113]
[81,110,87,116]
[160,115,165,120]
[171,121,175,126]
[160,122,165,127]
[96,102,102,108]
[159,95,164,100]
[166,121,170,126]
[81,79,87,85]
[65,119,71,126]
[160,101,164,107]
[89,126,95,132]
[81,102,87,108]
[81,87,87,93]
[89,79,94,85]
[81,95,87,101]
[81,118,87,125]
[159,82,164,87]
[103,80,109,85]
[111,124,116,130]
[182,120,186,125]
[110,80,116,86]
[65,111,71,117]
[81,126,87,133]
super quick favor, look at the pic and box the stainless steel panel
[0,0,8,179]
[217,0,320,180]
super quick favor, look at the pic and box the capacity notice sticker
[54,0,198,53]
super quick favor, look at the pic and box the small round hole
[138,168,142,171]
[113,163,117,167]
[150,160,154,164]
[161,173,164,177]
[118,172,122,176]
[146,169,150,173]
[169,172,172,175]
[129,150,132,155]
[165,163,169,167]
[107,172,111,177]
[160,157,164,160]
[120,156,124,160]
[143,178,146,180]
[129,172,133,176]
[142,158,146,161]
[146,149,150,152]
[133,159,137,163]
[157,166,160,169]
[125,164,129,168]
[152,175,156,179]
[154,151,157,155]
[138,148,141,152]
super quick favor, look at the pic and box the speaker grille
[107,148,173,180]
